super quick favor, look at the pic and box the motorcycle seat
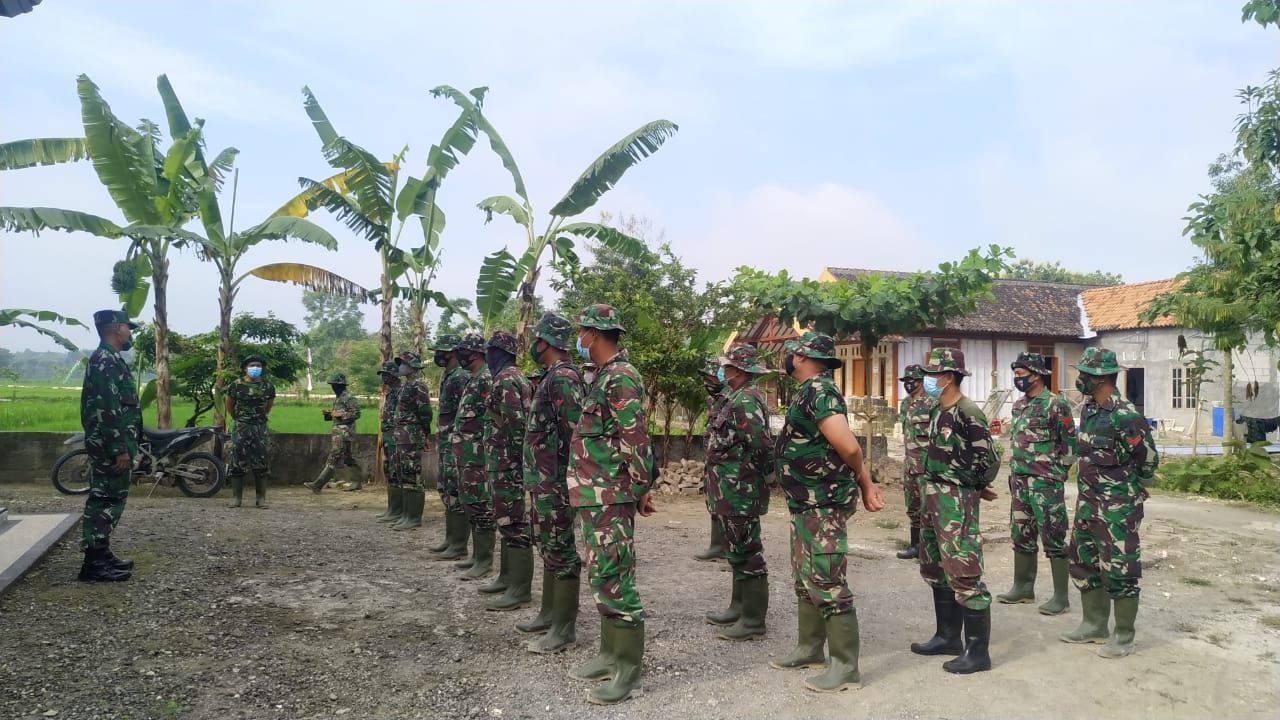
[142,426,196,441]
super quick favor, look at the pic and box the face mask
[576,335,592,361]
[529,341,544,365]
[923,376,946,398]
[783,355,796,376]
[433,351,448,368]
[903,380,918,395]
[331,384,345,395]
[397,364,411,377]
[121,338,133,352]
[247,366,263,379]
[716,367,727,384]
[1075,375,1097,395]
[1013,375,1033,393]
[486,348,512,376]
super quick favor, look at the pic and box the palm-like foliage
[0,308,87,352]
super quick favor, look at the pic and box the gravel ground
[2,473,1279,720]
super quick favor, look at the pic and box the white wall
[961,338,993,404]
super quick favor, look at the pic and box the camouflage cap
[328,373,348,384]
[430,333,461,352]
[720,344,771,374]
[456,332,486,354]
[701,357,720,377]
[923,347,971,377]
[574,303,626,332]
[378,360,399,376]
[898,363,925,381]
[487,330,519,356]
[396,350,424,369]
[1012,351,1052,376]
[240,354,266,370]
[532,312,573,351]
[93,309,138,329]
[1076,347,1123,376]
[784,331,841,368]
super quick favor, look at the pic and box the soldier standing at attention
[693,358,728,563]
[703,345,775,642]
[389,351,434,530]
[304,373,362,493]
[429,334,470,558]
[78,309,142,582]
[895,364,931,559]
[519,313,585,652]
[374,361,403,523]
[998,351,1077,615]
[769,331,884,693]
[453,333,496,580]
[1060,348,1157,659]
[566,304,657,706]
[481,331,535,610]
[910,347,1000,675]
[224,354,276,509]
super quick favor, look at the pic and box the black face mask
[433,351,449,368]
[1013,375,1034,393]
[784,355,796,377]
[486,348,514,376]
[903,380,919,395]
[331,384,346,395]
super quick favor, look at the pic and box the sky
[1,0,1276,353]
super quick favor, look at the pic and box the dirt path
[1,475,1277,720]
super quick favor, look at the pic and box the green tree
[1002,259,1122,286]
[0,309,87,352]
[303,290,369,380]
[435,297,476,338]
[1242,0,1280,28]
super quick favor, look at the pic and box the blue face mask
[576,336,591,361]
[247,366,263,379]
[923,376,945,398]
[715,367,726,384]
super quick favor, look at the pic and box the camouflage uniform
[898,364,932,530]
[453,334,494,530]
[226,375,276,482]
[391,353,434,491]
[435,335,468,510]
[525,354,584,578]
[695,358,730,562]
[80,313,141,553]
[327,377,362,469]
[1008,353,1077,558]
[379,361,401,486]
[486,331,533,547]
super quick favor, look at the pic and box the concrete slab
[0,512,78,594]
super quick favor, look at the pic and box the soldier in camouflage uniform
[389,351,434,529]
[519,312,585,652]
[304,373,362,493]
[1060,348,1158,659]
[452,333,496,580]
[896,364,931,559]
[694,358,729,562]
[998,351,1078,615]
[429,334,471,558]
[910,347,1000,675]
[704,345,775,642]
[566,304,658,705]
[481,330,535,609]
[769,332,885,693]
[374,361,404,523]
[224,355,276,509]
[78,309,142,582]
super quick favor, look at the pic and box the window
[1172,366,1198,409]
[1027,343,1058,392]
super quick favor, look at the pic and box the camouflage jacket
[380,385,401,444]
[524,359,583,491]
[706,382,773,516]
[775,373,855,513]
[568,350,657,506]
[925,396,999,489]
[485,364,532,472]
[899,393,933,477]
[227,378,275,427]
[452,365,492,469]
[1077,390,1158,497]
[393,377,434,445]
[1010,390,1078,481]
[701,390,728,482]
[437,365,469,442]
[331,389,361,426]
[80,341,141,462]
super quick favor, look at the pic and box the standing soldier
[520,312,585,652]
[390,351,434,530]
[481,331,535,609]
[895,364,931,559]
[998,351,1077,615]
[78,309,141,582]
[910,347,999,675]
[769,331,884,693]
[567,304,657,706]
[704,345,775,641]
[374,361,403,523]
[694,359,728,562]
[429,334,470,557]
[452,333,496,579]
[1060,348,1157,659]
[224,355,276,509]
[304,373,362,493]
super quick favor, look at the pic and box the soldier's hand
[861,484,885,512]
[637,492,657,517]
[980,487,999,502]
[322,410,332,420]
[113,452,130,473]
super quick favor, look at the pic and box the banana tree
[472,118,678,342]
[0,308,87,352]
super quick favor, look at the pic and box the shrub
[1153,441,1280,507]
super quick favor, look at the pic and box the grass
[1181,576,1213,587]
[1260,616,1280,630]
[875,519,901,530]
[1173,621,1199,634]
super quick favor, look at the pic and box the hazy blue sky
[1,0,1275,352]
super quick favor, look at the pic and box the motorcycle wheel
[51,449,93,495]
[173,451,226,498]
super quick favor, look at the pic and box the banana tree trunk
[152,254,172,429]
[375,249,392,485]
[410,296,425,357]
[1222,350,1234,447]
[214,280,236,432]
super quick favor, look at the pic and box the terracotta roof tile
[1080,279,1181,331]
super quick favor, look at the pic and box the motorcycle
[51,426,228,498]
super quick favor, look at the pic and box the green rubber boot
[428,505,452,551]
[1038,558,1072,616]
[517,569,556,634]
[769,600,827,669]
[718,575,768,641]
[488,544,534,611]
[304,466,335,493]
[435,509,471,560]
[997,552,1038,604]
[479,539,511,594]
[693,516,727,562]
[589,622,644,705]
[804,610,861,691]
[341,464,363,491]
[706,576,743,626]
[253,471,269,509]
[392,488,424,530]
[529,574,579,653]
[569,617,616,681]
[227,473,244,508]
[460,527,495,580]
[1059,587,1111,644]
[1098,597,1138,658]
[376,486,404,523]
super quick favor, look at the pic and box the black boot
[942,606,992,674]
[897,527,920,560]
[78,547,131,582]
[102,545,134,571]
[910,586,964,656]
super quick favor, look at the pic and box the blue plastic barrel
[1212,407,1236,437]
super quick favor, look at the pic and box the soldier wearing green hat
[1060,347,1158,659]
[429,334,472,558]
[481,330,535,609]
[895,363,932,559]
[224,354,276,509]
[374,360,404,522]
[387,350,434,525]
[305,372,362,493]
[452,332,497,580]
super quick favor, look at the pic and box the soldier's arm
[741,394,774,477]
[265,381,275,415]
[93,360,133,458]
[224,386,236,420]
[1055,396,1078,456]
[416,386,434,434]
[964,409,998,489]
[610,373,656,488]
[1120,414,1159,485]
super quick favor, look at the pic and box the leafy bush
[1153,441,1280,507]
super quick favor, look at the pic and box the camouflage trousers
[530,485,581,579]
[81,461,130,551]
[391,446,425,491]
[919,480,991,611]
[789,506,854,618]
[436,435,458,510]
[903,471,925,529]
[326,423,357,467]
[228,422,270,477]
[719,514,767,580]
[579,502,643,626]
[491,468,531,547]
[1068,487,1143,598]
[380,439,398,486]
[458,463,494,530]
[1008,473,1068,558]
